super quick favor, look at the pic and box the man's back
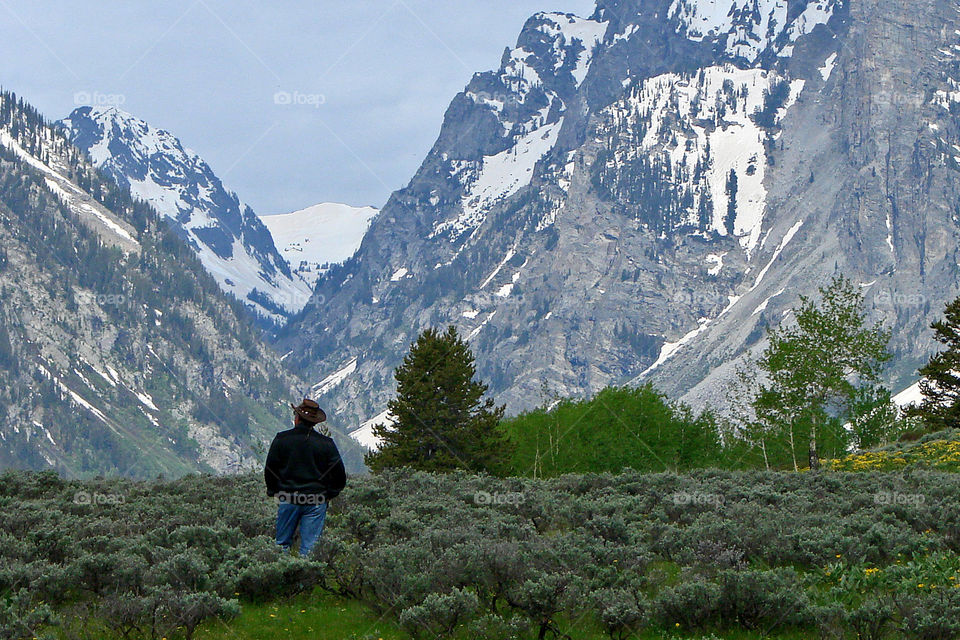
[267,399,345,555]
[264,426,347,499]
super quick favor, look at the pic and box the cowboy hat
[291,398,327,424]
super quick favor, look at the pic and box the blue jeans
[276,500,328,555]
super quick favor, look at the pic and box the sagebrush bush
[4,467,960,638]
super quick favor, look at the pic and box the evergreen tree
[753,276,892,470]
[907,296,960,430]
[367,326,508,473]
[0,324,15,373]
[724,168,738,236]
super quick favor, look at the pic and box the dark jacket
[264,426,347,500]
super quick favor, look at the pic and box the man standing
[264,398,346,555]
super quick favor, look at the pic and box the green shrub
[153,588,240,640]
[594,588,650,640]
[845,598,894,640]
[467,613,531,640]
[234,554,324,602]
[715,569,812,630]
[0,589,56,640]
[398,588,479,638]
[2,467,960,638]
[654,580,721,630]
[501,385,723,477]
[897,589,960,639]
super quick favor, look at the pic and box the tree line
[366,276,960,475]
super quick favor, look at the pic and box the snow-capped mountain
[284,0,960,438]
[260,203,379,288]
[58,106,312,326]
[0,91,366,476]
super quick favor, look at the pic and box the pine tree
[0,324,15,372]
[366,326,508,473]
[907,296,960,430]
[724,169,738,236]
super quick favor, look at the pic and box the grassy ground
[190,590,820,640]
[195,592,405,640]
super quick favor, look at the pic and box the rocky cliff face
[280,0,960,440]
[58,107,312,327]
[0,93,365,476]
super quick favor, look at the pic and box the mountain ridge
[279,0,960,440]
[58,106,313,326]
[0,91,366,476]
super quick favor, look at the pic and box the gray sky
[0,0,596,214]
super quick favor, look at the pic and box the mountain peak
[59,106,312,326]
[280,0,956,445]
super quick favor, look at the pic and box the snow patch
[601,66,803,255]
[433,120,564,240]
[706,253,726,276]
[496,263,525,298]
[260,203,378,288]
[349,409,394,450]
[192,236,312,322]
[480,248,516,289]
[135,391,159,412]
[751,220,804,289]
[313,358,358,396]
[467,310,498,340]
[893,382,924,409]
[751,287,786,316]
[535,13,609,86]
[819,52,838,81]
[669,0,835,61]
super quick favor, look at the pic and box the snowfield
[669,0,836,61]
[261,203,379,288]
[601,65,804,255]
